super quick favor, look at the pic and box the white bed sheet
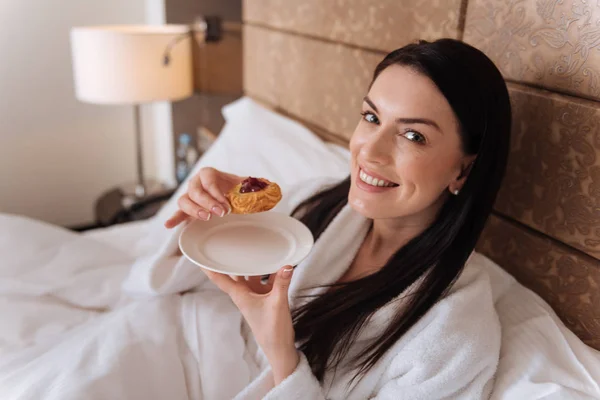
[83,220,151,259]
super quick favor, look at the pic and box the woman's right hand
[164,167,245,229]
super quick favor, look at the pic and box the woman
[166,38,511,399]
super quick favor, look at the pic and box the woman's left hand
[201,266,300,385]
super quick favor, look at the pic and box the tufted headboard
[241,0,600,349]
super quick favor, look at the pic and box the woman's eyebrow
[396,118,441,132]
[363,96,442,133]
[363,96,378,113]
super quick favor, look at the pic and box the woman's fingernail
[211,205,225,217]
[282,267,293,278]
[198,210,211,221]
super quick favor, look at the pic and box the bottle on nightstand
[176,133,199,183]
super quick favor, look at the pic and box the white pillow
[155,97,350,223]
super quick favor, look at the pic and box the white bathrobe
[234,200,501,400]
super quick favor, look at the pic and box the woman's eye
[404,130,426,144]
[361,111,379,124]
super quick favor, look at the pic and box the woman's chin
[348,193,384,219]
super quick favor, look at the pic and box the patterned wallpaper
[464,0,600,101]
[242,0,600,348]
[497,85,600,259]
[244,25,380,139]
[244,0,463,50]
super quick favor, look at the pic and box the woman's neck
[365,219,421,261]
[351,201,442,276]
[371,199,440,251]
[341,198,445,283]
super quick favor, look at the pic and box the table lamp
[70,24,194,211]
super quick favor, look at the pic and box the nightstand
[95,184,176,227]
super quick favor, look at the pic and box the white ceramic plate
[179,212,314,276]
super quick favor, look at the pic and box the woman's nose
[360,128,393,165]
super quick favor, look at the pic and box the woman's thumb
[273,266,294,301]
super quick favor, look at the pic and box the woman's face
[349,65,474,222]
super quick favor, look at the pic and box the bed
[1,0,599,398]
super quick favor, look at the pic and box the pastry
[226,177,282,214]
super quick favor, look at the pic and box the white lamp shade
[70,25,193,104]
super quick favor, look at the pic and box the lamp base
[95,180,176,226]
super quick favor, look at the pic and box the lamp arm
[162,16,222,66]
[162,32,192,65]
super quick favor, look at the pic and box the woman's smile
[355,166,399,193]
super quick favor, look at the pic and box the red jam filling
[239,177,268,193]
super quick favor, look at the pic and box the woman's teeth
[359,169,397,187]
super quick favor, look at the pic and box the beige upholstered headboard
[241,0,600,349]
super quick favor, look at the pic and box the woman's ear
[458,155,477,180]
[449,155,476,195]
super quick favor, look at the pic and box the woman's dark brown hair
[291,38,512,381]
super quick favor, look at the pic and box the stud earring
[453,189,459,195]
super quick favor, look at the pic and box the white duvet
[0,213,254,400]
[0,175,335,400]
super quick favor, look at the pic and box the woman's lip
[359,165,398,185]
